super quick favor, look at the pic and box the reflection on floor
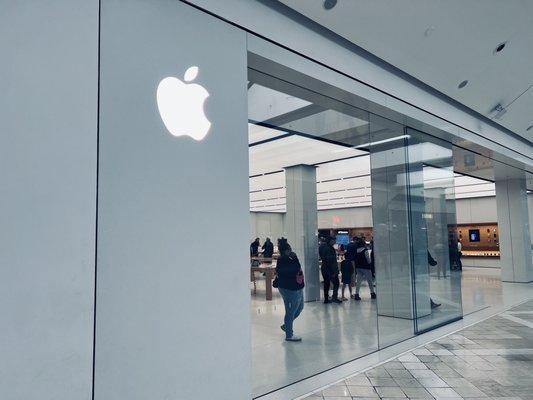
[251,267,529,397]
[252,286,378,397]
[304,298,533,399]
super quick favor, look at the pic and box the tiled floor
[303,299,533,399]
[251,267,521,397]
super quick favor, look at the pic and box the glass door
[405,128,463,333]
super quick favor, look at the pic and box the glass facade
[248,71,467,396]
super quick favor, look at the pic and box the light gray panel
[454,199,472,224]
[318,206,373,228]
[0,1,98,399]
[96,1,250,399]
[495,177,533,283]
[469,197,498,223]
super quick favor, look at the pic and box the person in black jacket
[354,238,376,301]
[319,237,341,304]
[342,236,358,300]
[250,238,260,257]
[275,238,305,342]
[262,237,274,258]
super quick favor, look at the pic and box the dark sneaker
[324,299,331,304]
[332,298,342,304]
[371,292,377,299]
[354,294,361,301]
[280,325,286,332]
[285,335,302,342]
[431,299,441,309]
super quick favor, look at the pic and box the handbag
[296,270,304,285]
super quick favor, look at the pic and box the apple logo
[156,66,211,140]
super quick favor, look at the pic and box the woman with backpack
[275,238,305,342]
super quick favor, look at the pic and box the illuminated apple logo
[156,66,211,140]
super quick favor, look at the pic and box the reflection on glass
[369,115,416,348]
[248,77,380,397]
[247,71,465,397]
[406,128,463,333]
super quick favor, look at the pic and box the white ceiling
[278,0,533,142]
[248,124,496,213]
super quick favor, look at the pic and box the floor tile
[400,387,433,399]
[348,385,379,397]
[321,385,351,397]
[426,387,461,398]
[375,386,406,398]
[345,375,372,386]
[369,377,398,387]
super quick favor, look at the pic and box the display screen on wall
[469,229,480,242]
[336,233,350,246]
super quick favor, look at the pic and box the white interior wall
[251,196,508,235]
[0,1,98,399]
[529,195,533,245]
[455,196,498,224]
[250,212,285,241]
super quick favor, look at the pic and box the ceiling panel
[278,0,533,140]
[249,134,365,175]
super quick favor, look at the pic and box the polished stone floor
[304,298,533,399]
[251,267,532,397]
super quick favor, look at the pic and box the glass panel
[248,74,381,397]
[406,128,463,333]
[369,115,416,348]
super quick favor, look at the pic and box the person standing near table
[276,238,305,342]
[250,237,260,257]
[262,237,274,258]
[319,237,341,304]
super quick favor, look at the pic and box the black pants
[321,268,339,300]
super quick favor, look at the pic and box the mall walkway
[304,299,533,399]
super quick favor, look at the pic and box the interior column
[495,175,533,283]
[285,164,320,302]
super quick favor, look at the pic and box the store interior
[247,73,533,397]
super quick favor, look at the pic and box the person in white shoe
[353,238,376,301]
[275,238,305,342]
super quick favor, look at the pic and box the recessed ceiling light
[323,0,337,10]
[458,80,469,89]
[493,41,507,54]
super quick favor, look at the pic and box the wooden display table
[250,257,276,301]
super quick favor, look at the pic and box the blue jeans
[278,288,304,339]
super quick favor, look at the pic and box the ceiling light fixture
[493,41,507,54]
[458,80,468,89]
[490,103,507,120]
[323,0,337,10]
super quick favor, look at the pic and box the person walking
[353,238,376,301]
[319,237,341,304]
[275,238,305,342]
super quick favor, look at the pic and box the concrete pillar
[495,176,533,283]
[285,164,320,302]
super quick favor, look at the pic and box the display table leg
[265,269,273,301]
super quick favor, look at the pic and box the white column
[285,165,320,302]
[495,177,533,283]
